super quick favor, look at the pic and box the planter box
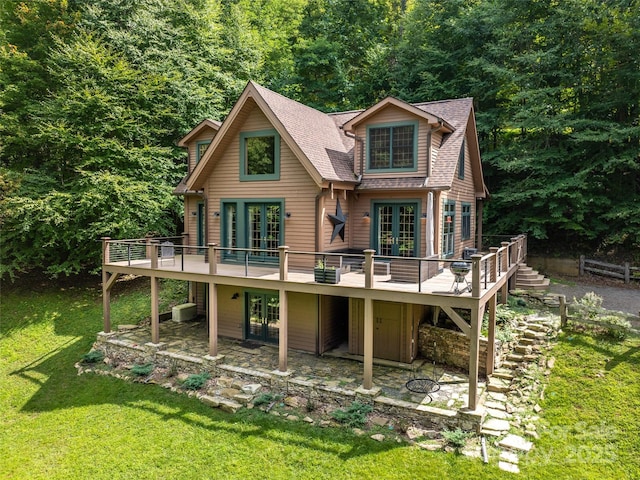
[314,267,341,284]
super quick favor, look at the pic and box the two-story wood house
[100,81,527,411]
[174,81,486,360]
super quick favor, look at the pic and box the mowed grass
[1,276,639,479]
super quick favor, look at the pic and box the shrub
[181,372,210,390]
[599,315,632,341]
[81,350,104,364]
[331,401,373,428]
[131,363,154,376]
[442,428,470,450]
[253,393,280,407]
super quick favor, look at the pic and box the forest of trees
[1,0,638,278]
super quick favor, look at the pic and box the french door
[374,202,418,257]
[247,203,281,262]
[245,291,280,343]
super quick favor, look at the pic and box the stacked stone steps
[482,315,558,474]
[516,264,550,290]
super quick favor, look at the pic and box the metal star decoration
[328,199,346,243]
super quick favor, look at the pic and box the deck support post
[208,243,217,275]
[468,303,481,410]
[101,237,112,333]
[150,276,159,344]
[279,246,289,281]
[208,281,218,357]
[471,254,482,297]
[486,294,497,375]
[363,296,374,390]
[364,249,375,289]
[279,288,288,372]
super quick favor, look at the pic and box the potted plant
[314,260,341,284]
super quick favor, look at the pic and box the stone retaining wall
[418,324,509,375]
[94,333,484,432]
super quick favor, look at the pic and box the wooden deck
[106,254,479,298]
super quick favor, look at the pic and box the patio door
[247,203,281,263]
[245,291,280,343]
[374,202,418,257]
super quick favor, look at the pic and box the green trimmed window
[442,201,455,258]
[461,203,471,240]
[367,122,417,171]
[221,199,283,264]
[240,130,280,181]
[196,141,210,164]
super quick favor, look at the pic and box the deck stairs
[515,263,550,291]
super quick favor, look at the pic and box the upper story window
[240,130,280,181]
[461,203,471,240]
[196,140,211,164]
[366,121,418,172]
[458,139,465,179]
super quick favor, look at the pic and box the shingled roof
[185,82,484,196]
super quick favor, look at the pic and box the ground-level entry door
[245,291,280,343]
[374,202,417,257]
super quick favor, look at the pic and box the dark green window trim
[370,199,421,258]
[461,202,471,240]
[442,201,455,258]
[220,198,284,264]
[458,139,465,179]
[240,129,280,181]
[366,121,418,172]
[196,140,211,164]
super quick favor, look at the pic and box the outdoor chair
[160,241,175,266]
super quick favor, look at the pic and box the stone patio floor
[109,318,485,411]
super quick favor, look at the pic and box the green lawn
[1,276,638,479]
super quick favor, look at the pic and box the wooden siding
[203,105,321,265]
[217,284,244,339]
[319,295,349,354]
[287,292,317,352]
[442,133,477,258]
[184,196,202,247]
[353,105,435,178]
[187,129,218,174]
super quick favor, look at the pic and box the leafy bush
[331,402,373,428]
[82,350,104,364]
[181,372,210,390]
[442,428,470,450]
[131,363,154,376]
[598,315,632,341]
[572,292,604,319]
[253,393,280,407]
[571,293,632,340]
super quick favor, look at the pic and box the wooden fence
[553,293,640,334]
[579,256,639,284]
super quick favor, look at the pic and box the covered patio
[96,317,486,431]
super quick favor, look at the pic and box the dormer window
[366,121,418,172]
[240,129,280,181]
[196,140,211,164]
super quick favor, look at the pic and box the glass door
[245,292,280,343]
[247,203,281,263]
[375,203,417,257]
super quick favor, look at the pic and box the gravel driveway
[547,279,640,317]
